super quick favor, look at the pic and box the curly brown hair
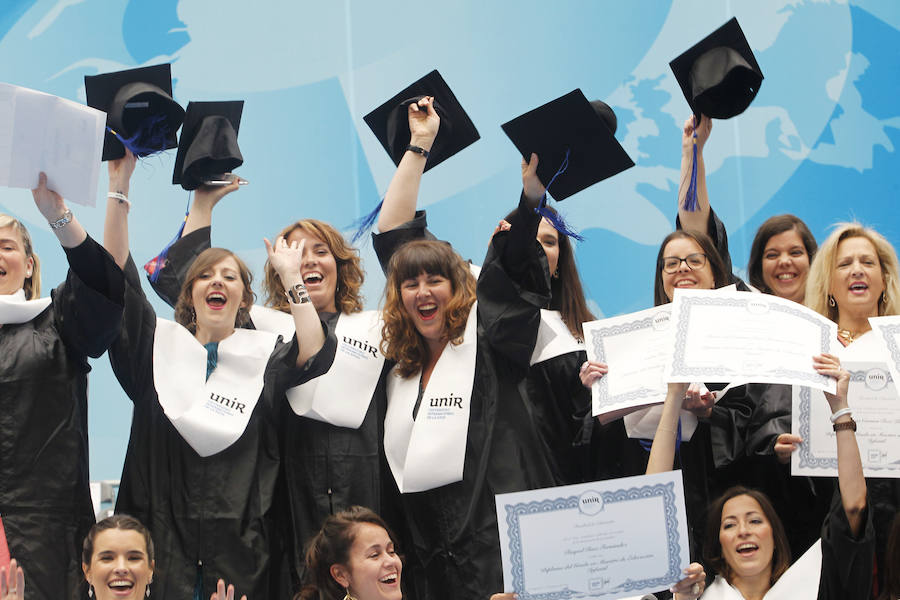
[263,219,364,315]
[381,240,476,377]
[173,247,255,334]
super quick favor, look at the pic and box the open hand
[209,578,246,600]
[265,236,305,284]
[0,559,24,600]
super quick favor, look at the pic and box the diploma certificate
[583,306,673,422]
[792,361,900,478]
[869,315,900,387]
[495,471,690,599]
[665,290,836,393]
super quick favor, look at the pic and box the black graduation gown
[147,227,383,590]
[372,210,555,600]
[109,256,333,599]
[0,236,124,600]
[817,490,875,600]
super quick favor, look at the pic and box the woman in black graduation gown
[145,170,387,592]
[674,113,834,561]
[101,151,331,598]
[371,97,556,600]
[0,174,124,600]
[645,353,874,600]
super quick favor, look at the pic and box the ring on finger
[691,582,700,595]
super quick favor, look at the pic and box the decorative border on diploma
[670,296,831,385]
[503,482,682,599]
[589,311,667,409]
[796,369,894,471]
[874,323,900,369]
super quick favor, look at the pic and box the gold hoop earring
[828,295,836,308]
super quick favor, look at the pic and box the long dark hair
[653,230,730,306]
[703,487,791,587]
[880,512,900,600]
[504,206,595,339]
[748,215,817,294]
[296,506,400,600]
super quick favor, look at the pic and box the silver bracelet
[829,407,852,423]
[284,282,311,305]
[108,191,130,209]
[48,208,73,230]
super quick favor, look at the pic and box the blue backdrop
[1,0,898,480]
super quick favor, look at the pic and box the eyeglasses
[662,253,707,273]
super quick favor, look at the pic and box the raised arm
[265,236,326,367]
[676,115,711,233]
[183,179,241,237]
[814,353,867,537]
[376,96,439,233]
[103,149,137,269]
[645,381,690,474]
[32,173,86,249]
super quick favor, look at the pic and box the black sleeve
[707,383,754,468]
[265,319,339,397]
[148,227,212,307]
[52,235,126,358]
[371,210,436,274]
[817,489,875,600]
[493,192,552,294]
[743,383,792,456]
[676,207,749,290]
[108,255,158,403]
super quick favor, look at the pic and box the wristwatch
[406,144,431,159]
[832,418,857,433]
[285,282,311,305]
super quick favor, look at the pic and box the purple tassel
[144,193,191,283]
[535,149,585,241]
[682,116,700,212]
[108,114,172,158]
[349,198,384,244]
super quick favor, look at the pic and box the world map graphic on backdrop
[1,0,898,479]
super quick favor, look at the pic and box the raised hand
[264,236,305,285]
[0,559,25,600]
[813,353,850,412]
[408,96,440,151]
[682,114,712,154]
[108,147,137,195]
[209,578,246,600]
[521,153,546,204]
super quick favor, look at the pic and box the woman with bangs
[800,222,900,595]
[0,174,124,600]
[370,96,567,600]
[101,151,329,598]
[147,172,387,590]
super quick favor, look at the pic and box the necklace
[837,328,857,345]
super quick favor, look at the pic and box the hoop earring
[828,295,836,308]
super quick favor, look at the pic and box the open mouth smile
[417,303,438,319]
[303,272,324,286]
[206,291,227,310]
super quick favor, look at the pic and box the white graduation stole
[384,303,478,493]
[0,289,51,325]
[152,318,278,457]
[530,309,584,365]
[248,304,296,340]
[703,540,821,599]
[286,310,384,427]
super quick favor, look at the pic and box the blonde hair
[805,222,900,320]
[0,214,40,299]
[262,219,363,315]
[381,240,476,377]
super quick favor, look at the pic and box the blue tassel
[107,113,172,158]
[144,193,191,283]
[349,198,384,245]
[682,116,700,212]
[535,149,584,241]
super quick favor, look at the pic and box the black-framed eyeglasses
[662,253,707,273]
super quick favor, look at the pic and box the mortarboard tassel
[536,149,584,241]
[108,114,172,158]
[682,115,700,212]
[349,198,384,245]
[144,193,192,283]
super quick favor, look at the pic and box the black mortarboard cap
[84,64,184,161]
[669,17,763,120]
[172,101,244,191]
[501,90,634,201]
[364,70,480,172]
